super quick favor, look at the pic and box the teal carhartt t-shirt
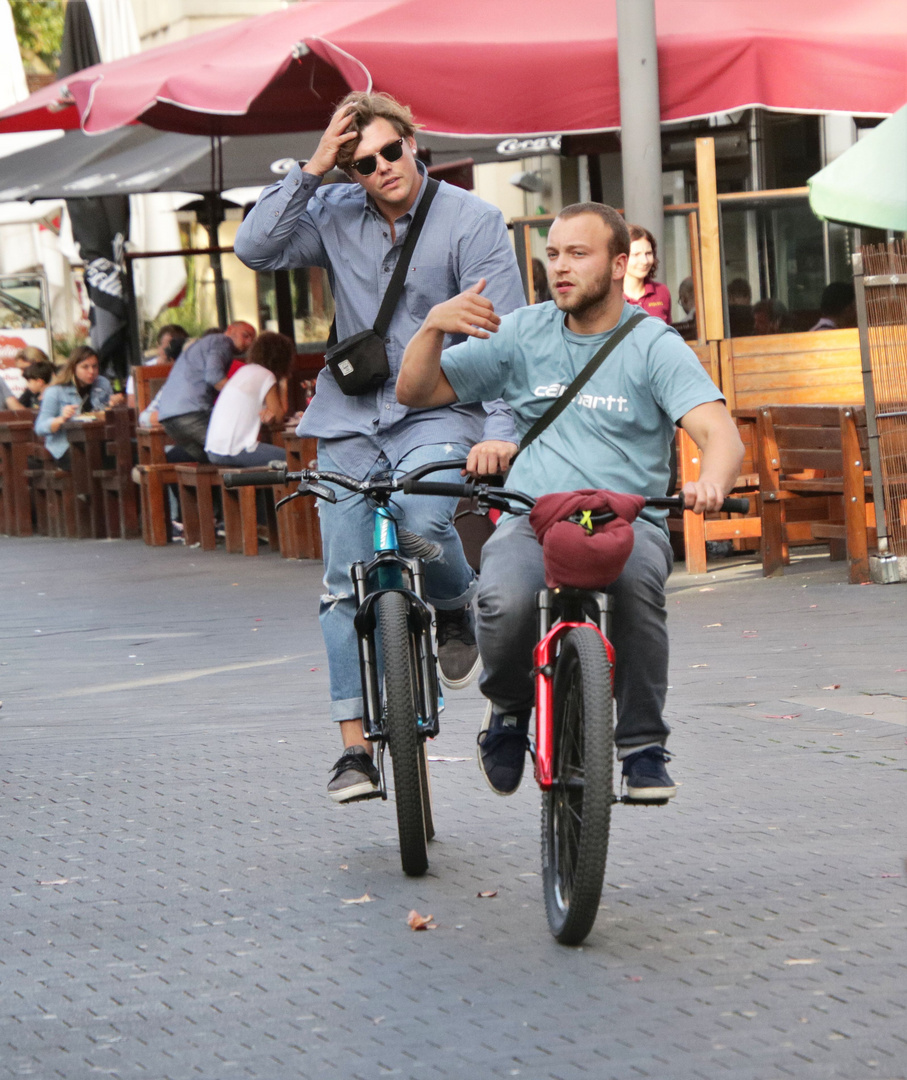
[441,301,723,527]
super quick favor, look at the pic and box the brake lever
[299,480,336,502]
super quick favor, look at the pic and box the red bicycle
[402,471,749,944]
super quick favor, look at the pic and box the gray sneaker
[435,606,481,690]
[327,745,380,803]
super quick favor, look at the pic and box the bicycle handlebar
[222,459,749,517]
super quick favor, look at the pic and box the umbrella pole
[205,136,229,329]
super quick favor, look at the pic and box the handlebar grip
[402,479,471,498]
[222,467,287,488]
[721,497,750,514]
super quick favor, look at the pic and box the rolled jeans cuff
[429,575,477,611]
[330,696,364,724]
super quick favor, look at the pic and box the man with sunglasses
[235,92,525,804]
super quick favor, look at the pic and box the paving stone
[1,538,905,1079]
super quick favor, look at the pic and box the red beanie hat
[529,490,646,588]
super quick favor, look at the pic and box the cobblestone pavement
[1,537,905,1080]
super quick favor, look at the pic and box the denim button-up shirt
[35,378,114,459]
[234,163,525,477]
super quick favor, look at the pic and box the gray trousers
[475,515,674,750]
[161,411,211,463]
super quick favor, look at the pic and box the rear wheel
[542,626,613,945]
[377,591,430,876]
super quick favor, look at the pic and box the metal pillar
[616,0,664,255]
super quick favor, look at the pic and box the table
[63,416,108,539]
[0,417,35,536]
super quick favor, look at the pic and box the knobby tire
[542,626,613,945]
[377,591,430,876]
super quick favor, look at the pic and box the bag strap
[373,177,440,339]
[511,311,647,463]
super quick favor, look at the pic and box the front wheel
[542,626,613,945]
[377,591,430,876]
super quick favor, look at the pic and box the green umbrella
[808,104,907,231]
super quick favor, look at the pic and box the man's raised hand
[303,106,358,177]
[426,279,501,339]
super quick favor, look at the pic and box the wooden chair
[174,463,222,550]
[132,364,172,414]
[755,404,874,583]
[669,422,762,574]
[135,424,180,546]
[218,469,280,556]
[25,444,77,539]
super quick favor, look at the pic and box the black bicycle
[223,459,471,877]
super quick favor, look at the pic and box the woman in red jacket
[623,224,672,325]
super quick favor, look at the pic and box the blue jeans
[207,445,287,467]
[317,440,477,722]
[476,514,674,751]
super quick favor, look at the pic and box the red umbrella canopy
[1,0,905,137]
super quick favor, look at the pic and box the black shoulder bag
[508,311,647,465]
[325,178,440,396]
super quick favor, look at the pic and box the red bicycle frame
[533,622,616,789]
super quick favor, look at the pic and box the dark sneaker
[327,745,380,803]
[477,703,531,796]
[435,606,481,690]
[621,746,677,801]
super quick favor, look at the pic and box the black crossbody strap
[511,311,647,462]
[373,177,440,339]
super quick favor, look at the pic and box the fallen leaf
[821,684,841,690]
[477,890,498,899]
[407,909,436,930]
[427,755,470,762]
[341,893,374,905]
[784,958,819,965]
[38,878,69,886]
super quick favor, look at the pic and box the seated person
[727,278,754,337]
[397,202,743,802]
[156,322,256,462]
[34,347,123,471]
[204,331,294,467]
[674,276,697,340]
[810,282,856,331]
[18,359,56,410]
[752,298,789,336]
[1,371,25,411]
[126,324,189,407]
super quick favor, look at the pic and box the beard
[550,272,618,317]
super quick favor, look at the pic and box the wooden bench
[0,413,35,537]
[719,329,863,412]
[755,404,875,583]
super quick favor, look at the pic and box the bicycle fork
[533,588,616,789]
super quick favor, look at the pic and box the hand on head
[305,106,359,177]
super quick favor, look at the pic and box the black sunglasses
[349,137,405,176]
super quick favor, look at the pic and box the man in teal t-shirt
[398,203,744,801]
